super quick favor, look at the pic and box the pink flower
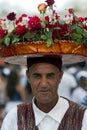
[7,12,16,21]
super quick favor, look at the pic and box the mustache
[37,86,50,91]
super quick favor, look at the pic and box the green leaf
[83,29,87,39]
[82,39,87,44]
[46,30,52,39]
[41,35,47,40]
[12,35,20,44]
[54,39,58,43]
[76,26,83,35]
[71,24,77,30]
[24,31,40,41]
[78,22,83,28]
[4,37,10,46]
[71,33,82,44]
[24,32,34,39]
[46,39,53,47]
[71,24,83,35]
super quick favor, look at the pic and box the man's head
[26,54,63,112]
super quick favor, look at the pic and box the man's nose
[40,76,48,86]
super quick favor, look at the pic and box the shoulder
[4,106,17,121]
[1,106,17,130]
[82,109,87,129]
[17,101,32,109]
[63,97,86,112]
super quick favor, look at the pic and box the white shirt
[1,97,87,130]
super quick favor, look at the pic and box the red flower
[45,16,54,29]
[16,14,28,25]
[28,16,42,30]
[83,25,87,30]
[7,12,16,21]
[45,0,55,6]
[78,17,85,22]
[84,17,87,21]
[45,16,49,23]
[0,29,7,39]
[68,8,74,14]
[16,17,22,25]
[21,14,28,17]
[15,25,28,35]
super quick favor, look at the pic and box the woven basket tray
[0,40,87,65]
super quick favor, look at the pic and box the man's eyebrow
[33,73,40,75]
[32,73,41,76]
[47,72,55,75]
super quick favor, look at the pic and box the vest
[17,99,86,130]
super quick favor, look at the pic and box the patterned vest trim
[17,99,86,130]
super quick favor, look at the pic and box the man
[1,54,87,130]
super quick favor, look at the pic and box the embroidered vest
[17,100,86,130]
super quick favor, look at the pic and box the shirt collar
[32,96,69,126]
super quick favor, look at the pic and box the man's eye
[47,73,55,78]
[33,74,41,79]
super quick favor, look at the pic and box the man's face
[26,62,63,105]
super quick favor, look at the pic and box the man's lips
[38,89,50,94]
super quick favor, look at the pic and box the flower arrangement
[0,0,87,47]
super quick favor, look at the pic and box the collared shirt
[33,97,69,130]
[1,97,87,130]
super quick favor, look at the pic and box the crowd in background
[0,63,33,128]
[0,60,87,129]
[59,61,87,107]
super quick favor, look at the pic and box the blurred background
[0,0,87,129]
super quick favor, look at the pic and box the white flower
[64,14,73,24]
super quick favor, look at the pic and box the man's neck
[34,96,59,113]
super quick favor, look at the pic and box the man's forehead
[29,63,60,76]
